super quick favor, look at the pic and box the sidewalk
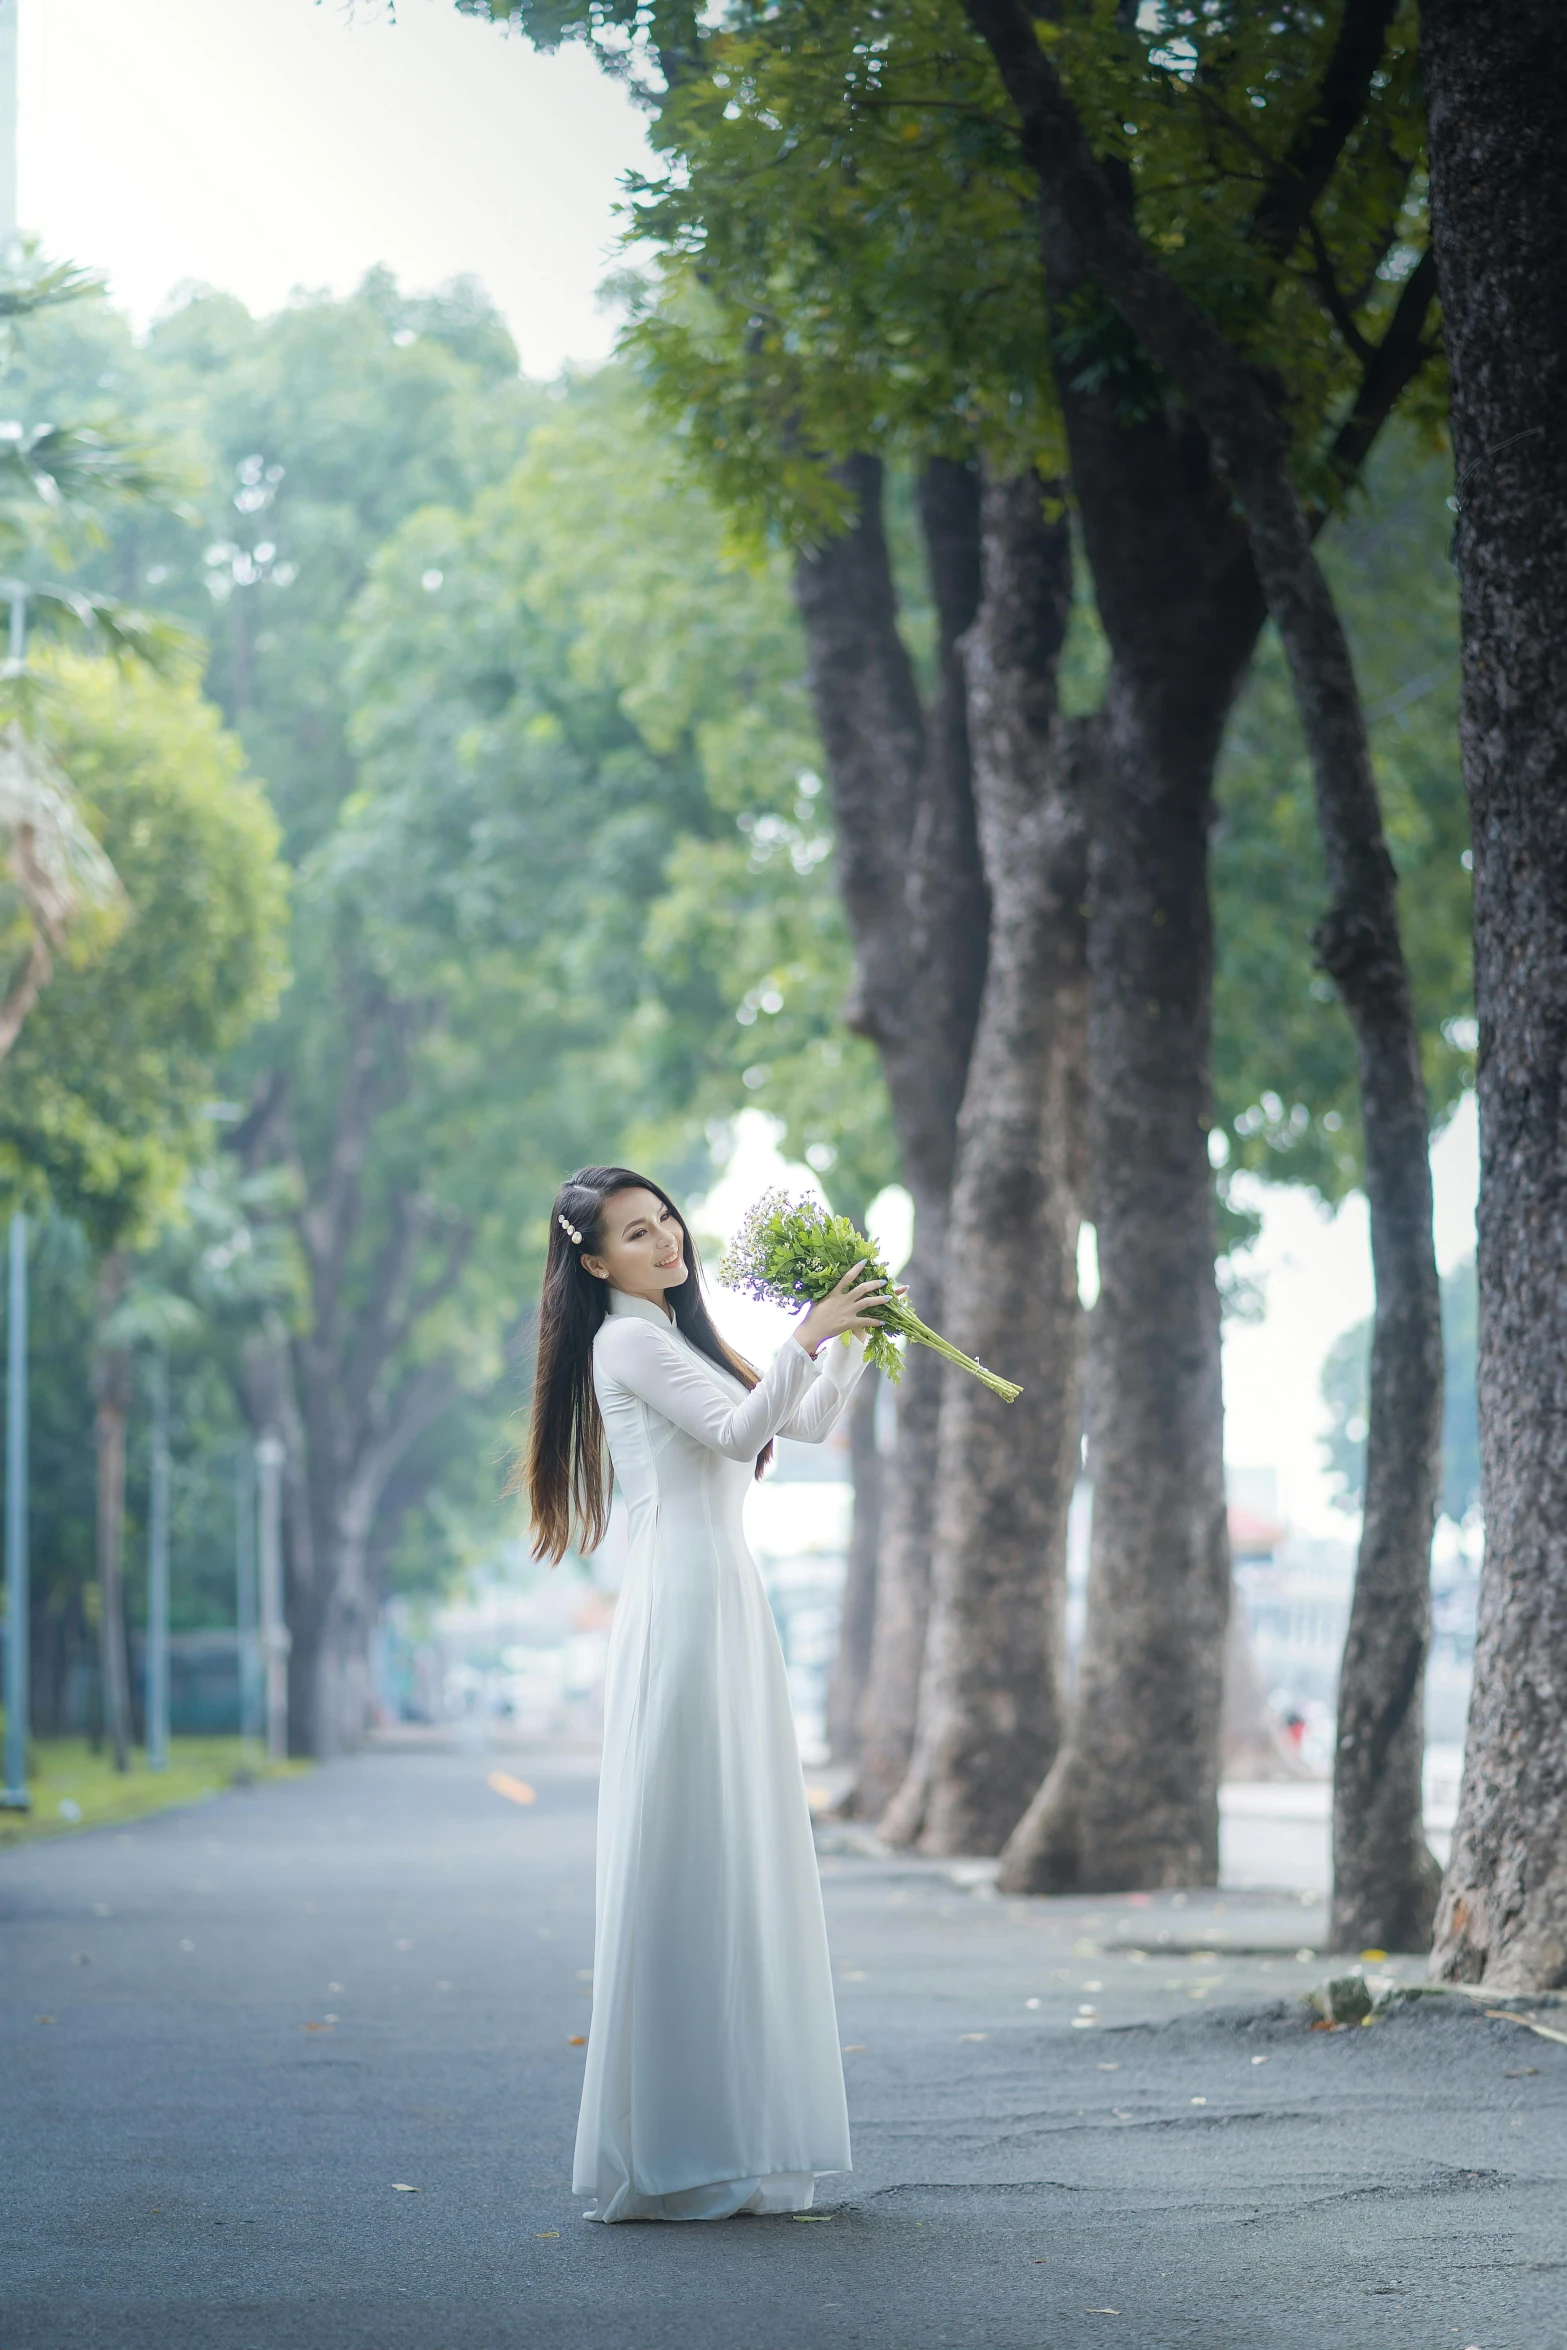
[2,1745,1561,2350]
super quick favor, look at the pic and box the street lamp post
[254,1433,289,1762]
[144,1344,171,1772]
[2,1211,28,1811]
[235,1443,261,1749]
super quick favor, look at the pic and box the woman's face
[582,1187,689,1307]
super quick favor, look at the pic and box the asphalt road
[3,1746,1563,2350]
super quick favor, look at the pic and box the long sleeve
[595,1316,819,1460]
[776,1332,869,1443]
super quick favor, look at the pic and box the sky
[17,0,1477,1536]
[15,0,649,374]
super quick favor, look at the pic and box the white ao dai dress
[573,1286,867,2222]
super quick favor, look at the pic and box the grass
[0,1734,309,1850]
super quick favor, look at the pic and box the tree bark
[1422,0,1567,1992]
[91,1255,133,1774]
[965,0,1443,1942]
[793,454,988,1816]
[234,1002,470,1759]
[995,380,1265,1892]
[826,1366,881,1765]
[882,470,1089,1854]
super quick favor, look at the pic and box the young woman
[524,1164,887,2223]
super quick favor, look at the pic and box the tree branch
[1306,215,1375,364]
[1248,0,1402,262]
[1325,245,1440,490]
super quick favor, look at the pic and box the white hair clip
[558,1211,583,1247]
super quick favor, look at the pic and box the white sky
[17,0,649,374]
[16,0,1475,1539]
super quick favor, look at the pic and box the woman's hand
[796,1262,890,1358]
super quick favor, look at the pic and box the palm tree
[0,255,192,1068]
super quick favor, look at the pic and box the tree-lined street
[4,1750,1564,2348]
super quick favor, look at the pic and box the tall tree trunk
[998,401,1264,1894]
[826,1367,881,1765]
[882,471,1090,1853]
[1423,0,1567,1992]
[235,1019,471,1761]
[966,0,1444,1943]
[794,454,988,1817]
[91,1256,133,1775]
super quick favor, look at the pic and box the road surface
[3,1745,1562,2348]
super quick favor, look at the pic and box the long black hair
[517,1165,770,1564]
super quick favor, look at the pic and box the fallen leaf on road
[392,2183,418,2193]
[1032,2257,1048,2263]
[842,2043,866,2053]
[567,2035,587,2046]
[1506,2067,1539,2077]
[487,1772,536,1807]
[792,2213,832,2222]
[1086,2308,1120,2315]
[1360,1948,1388,1962]
[302,2021,334,2033]
[536,2230,560,2238]
[1309,2019,1340,2032]
[35,2014,54,2025]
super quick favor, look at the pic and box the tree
[0,256,191,1064]
[1322,1254,1477,1528]
[0,651,286,1765]
[880,469,1091,1851]
[0,654,287,1243]
[464,1,1450,1906]
[961,0,1445,1940]
[1421,0,1567,1992]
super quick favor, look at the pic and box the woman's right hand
[796,1262,888,1357]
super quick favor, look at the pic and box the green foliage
[342,363,898,1234]
[1320,1253,1478,1523]
[0,653,288,1247]
[720,1187,1021,1396]
[474,1,1439,545]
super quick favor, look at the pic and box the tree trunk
[826,1366,881,1764]
[965,0,1444,1943]
[794,454,989,1816]
[91,1256,133,1774]
[882,471,1089,1853]
[1423,0,1567,1991]
[235,1014,471,1761]
[997,394,1264,1893]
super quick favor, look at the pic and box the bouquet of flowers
[719,1190,1021,1403]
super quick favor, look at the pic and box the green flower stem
[879,1306,1022,1403]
